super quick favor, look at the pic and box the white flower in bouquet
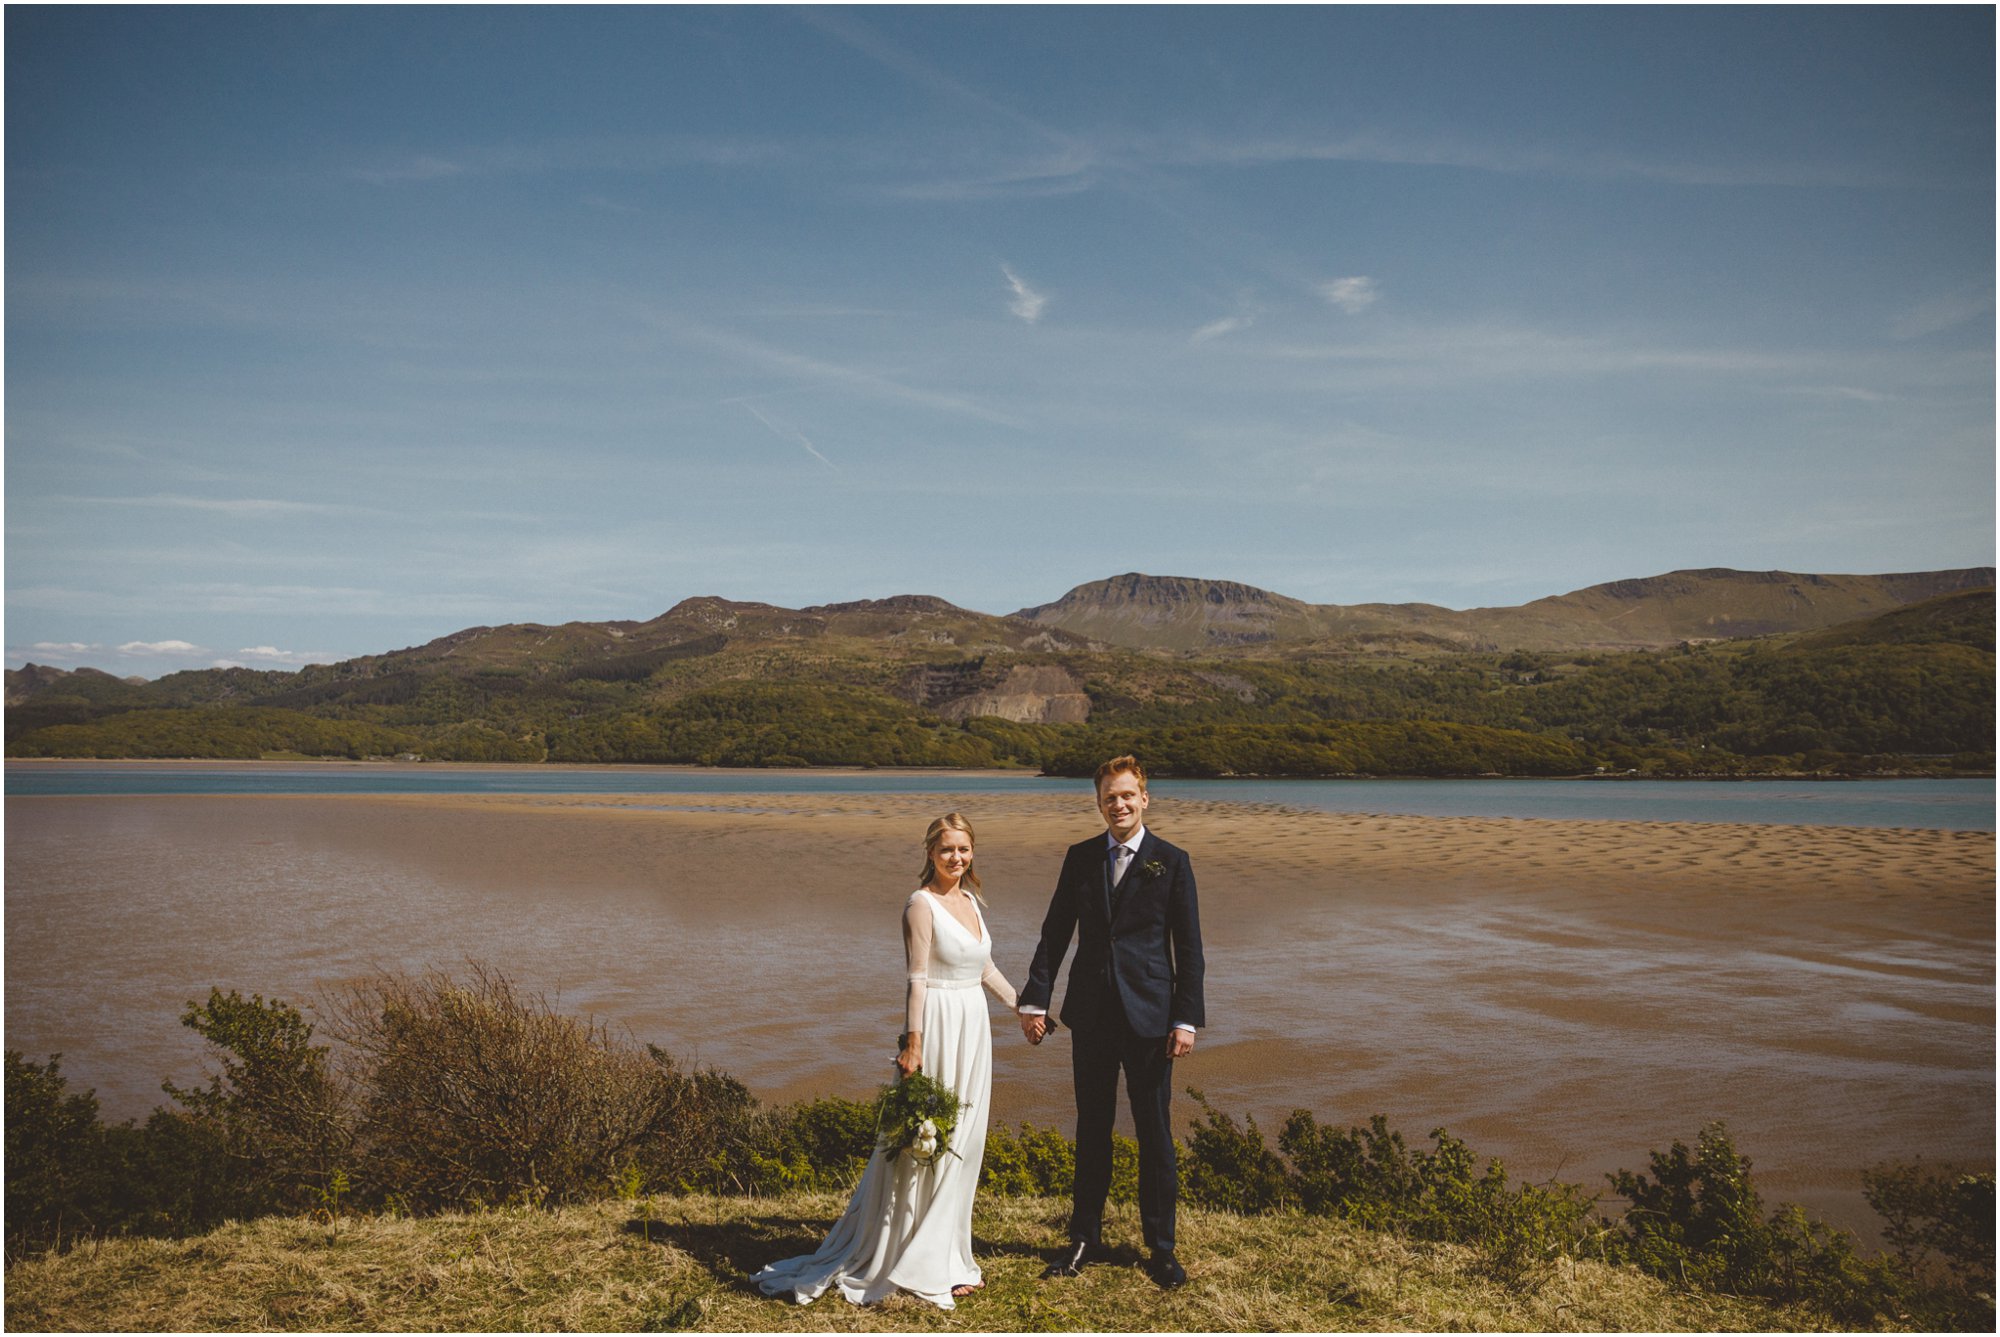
[875,1071,961,1169]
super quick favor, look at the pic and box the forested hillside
[8,586,1991,777]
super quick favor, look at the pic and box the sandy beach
[6,785,1990,1238]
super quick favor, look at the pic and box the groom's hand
[1167,1030,1195,1059]
[1019,1014,1048,1045]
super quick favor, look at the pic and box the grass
[3,1191,1858,1333]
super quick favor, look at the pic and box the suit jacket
[1020,828,1205,1037]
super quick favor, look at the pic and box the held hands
[1012,1012,1184,1053]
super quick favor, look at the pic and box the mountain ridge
[1012,565,1995,654]
[7,581,1990,775]
[8,566,1992,692]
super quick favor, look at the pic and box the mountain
[335,594,1082,682]
[4,664,151,708]
[1009,573,1457,653]
[1014,567,1996,654]
[8,567,1990,774]
[1468,567,1997,650]
[1785,587,1995,652]
[10,569,1992,714]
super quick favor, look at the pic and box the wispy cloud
[801,9,1074,153]
[1156,130,1953,192]
[351,155,468,185]
[738,401,837,470]
[8,583,447,618]
[1319,277,1379,314]
[1248,320,1828,390]
[1890,289,1994,340]
[1780,384,1894,405]
[879,151,1097,202]
[347,134,782,186]
[60,493,391,518]
[800,9,1125,210]
[644,310,1023,426]
[1192,314,1256,344]
[1002,266,1048,324]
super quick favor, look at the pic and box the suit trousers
[1068,999,1177,1253]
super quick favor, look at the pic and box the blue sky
[6,5,1993,679]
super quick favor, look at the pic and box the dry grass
[5,1192,1865,1333]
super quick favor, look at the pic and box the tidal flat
[5,786,1991,1238]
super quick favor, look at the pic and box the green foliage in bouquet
[873,1071,962,1167]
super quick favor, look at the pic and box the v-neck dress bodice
[916,890,989,981]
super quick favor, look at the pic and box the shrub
[630,1049,763,1195]
[5,1051,270,1258]
[1606,1122,1769,1288]
[1279,1110,1422,1227]
[1864,1161,1996,1330]
[109,1108,246,1239]
[978,1121,1139,1202]
[162,988,352,1215]
[981,1122,1079,1197]
[1605,1122,1890,1322]
[328,964,670,1210]
[4,1053,120,1259]
[1182,1089,1294,1213]
[734,1095,878,1195]
[1275,1106,1591,1277]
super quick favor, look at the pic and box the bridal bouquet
[874,1070,963,1167]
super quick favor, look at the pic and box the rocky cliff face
[934,664,1092,724]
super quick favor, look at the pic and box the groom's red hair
[1094,754,1148,792]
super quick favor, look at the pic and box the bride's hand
[896,1042,921,1078]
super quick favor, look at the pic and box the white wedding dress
[752,888,1017,1310]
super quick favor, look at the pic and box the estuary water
[6,763,1992,830]
[5,764,1991,1241]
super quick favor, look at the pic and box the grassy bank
[4,1191,1846,1333]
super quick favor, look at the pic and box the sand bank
[6,788,1990,1237]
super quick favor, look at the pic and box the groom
[1018,754,1205,1289]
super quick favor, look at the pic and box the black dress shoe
[1146,1250,1187,1289]
[1041,1239,1094,1278]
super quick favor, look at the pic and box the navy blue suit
[1021,828,1205,1252]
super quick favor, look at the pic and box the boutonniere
[1140,859,1167,880]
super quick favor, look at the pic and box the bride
[751,812,1022,1309]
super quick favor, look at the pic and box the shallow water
[7,763,1993,830]
[5,789,1990,1242]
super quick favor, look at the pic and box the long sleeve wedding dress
[751,889,1017,1309]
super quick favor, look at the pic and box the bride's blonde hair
[919,812,984,904]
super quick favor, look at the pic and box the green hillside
[8,586,1992,776]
